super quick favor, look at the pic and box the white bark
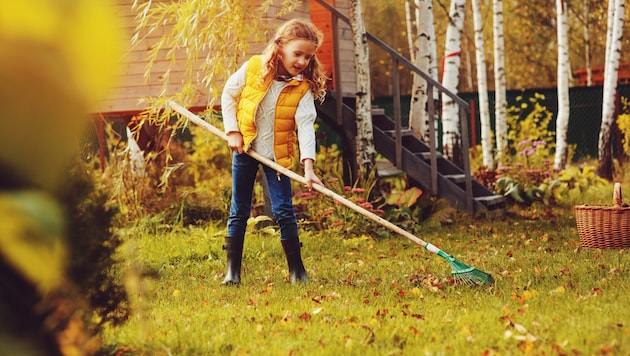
[409,0,438,142]
[555,0,570,170]
[493,0,507,162]
[440,0,466,160]
[472,0,493,169]
[350,0,376,173]
[598,0,625,179]
[583,0,592,86]
[603,0,616,90]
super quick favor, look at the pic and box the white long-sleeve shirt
[221,60,318,163]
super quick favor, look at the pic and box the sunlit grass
[103,206,629,355]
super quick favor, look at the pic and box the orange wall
[310,0,335,90]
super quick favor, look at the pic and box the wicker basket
[575,182,630,249]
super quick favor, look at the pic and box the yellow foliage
[617,113,630,157]
[0,0,124,106]
[0,0,124,190]
[0,191,67,293]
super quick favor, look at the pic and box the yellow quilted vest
[237,55,311,168]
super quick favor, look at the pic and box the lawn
[102,205,629,355]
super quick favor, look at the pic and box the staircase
[314,0,505,216]
[316,96,505,216]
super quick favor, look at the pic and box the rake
[168,101,494,286]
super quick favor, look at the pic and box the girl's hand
[303,158,323,191]
[304,170,323,191]
[227,131,244,154]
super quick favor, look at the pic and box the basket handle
[613,182,622,207]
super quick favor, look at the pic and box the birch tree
[554,0,570,170]
[350,0,376,179]
[493,0,508,163]
[405,0,416,64]
[441,0,466,161]
[597,0,625,180]
[583,0,593,86]
[409,0,438,142]
[471,0,493,169]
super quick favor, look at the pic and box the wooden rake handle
[168,101,430,248]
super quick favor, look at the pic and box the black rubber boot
[221,236,244,285]
[281,238,309,283]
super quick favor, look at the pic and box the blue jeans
[227,152,299,240]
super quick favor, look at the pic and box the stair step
[474,195,505,207]
[317,92,506,216]
[382,129,413,137]
[444,174,466,184]
[375,159,403,177]
[414,151,442,160]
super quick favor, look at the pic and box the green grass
[103,207,629,355]
[97,150,629,355]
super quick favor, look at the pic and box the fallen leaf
[550,285,565,295]
[361,325,375,344]
[514,323,527,333]
[376,309,389,317]
[299,312,311,321]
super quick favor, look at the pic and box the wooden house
[98,0,354,115]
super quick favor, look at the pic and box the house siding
[99,0,353,114]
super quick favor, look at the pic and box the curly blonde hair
[260,19,328,102]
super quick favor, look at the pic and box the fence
[372,84,630,162]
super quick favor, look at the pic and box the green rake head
[425,243,494,286]
[448,257,494,286]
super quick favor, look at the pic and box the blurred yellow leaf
[0,191,66,293]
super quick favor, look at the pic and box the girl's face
[277,39,317,77]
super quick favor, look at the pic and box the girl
[220,19,327,285]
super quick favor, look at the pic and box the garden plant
[96,106,630,355]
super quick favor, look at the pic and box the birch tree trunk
[597,0,625,180]
[422,0,440,143]
[472,0,494,169]
[409,0,438,142]
[583,0,593,86]
[554,0,570,170]
[441,0,466,162]
[405,0,416,63]
[493,0,508,163]
[350,0,376,180]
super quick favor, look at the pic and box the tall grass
[103,206,629,355]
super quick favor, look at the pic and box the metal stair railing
[313,0,474,214]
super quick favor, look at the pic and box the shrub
[471,93,609,207]
[616,97,630,158]
[57,159,130,328]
